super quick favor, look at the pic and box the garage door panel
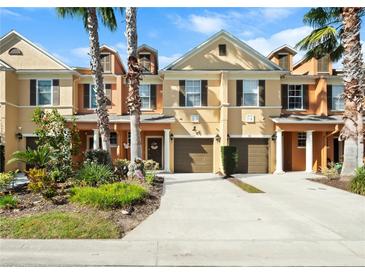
[174,138,213,173]
[230,138,268,174]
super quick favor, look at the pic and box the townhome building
[1,29,362,174]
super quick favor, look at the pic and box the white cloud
[114,42,126,51]
[159,53,181,68]
[71,47,89,59]
[244,26,313,62]
[0,8,30,20]
[256,8,294,22]
[52,52,70,64]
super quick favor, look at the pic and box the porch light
[215,134,221,142]
[227,134,230,141]
[271,133,277,141]
[170,133,174,141]
[192,126,197,132]
[15,133,23,140]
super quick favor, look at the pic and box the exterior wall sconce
[227,134,230,141]
[192,126,197,132]
[215,134,221,142]
[15,133,23,140]
[170,133,174,141]
[271,133,277,141]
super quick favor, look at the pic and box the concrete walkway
[1,172,365,266]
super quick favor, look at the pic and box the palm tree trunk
[339,7,364,176]
[86,8,111,153]
[125,7,142,162]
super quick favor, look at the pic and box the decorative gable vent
[8,47,23,56]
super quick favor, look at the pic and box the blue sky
[0,7,364,69]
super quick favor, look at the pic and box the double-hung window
[37,80,52,105]
[185,80,201,107]
[332,85,344,111]
[288,85,303,110]
[140,84,151,110]
[242,80,259,106]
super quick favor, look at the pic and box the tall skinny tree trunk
[125,7,142,162]
[339,7,364,176]
[87,8,111,153]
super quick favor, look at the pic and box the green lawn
[0,211,120,239]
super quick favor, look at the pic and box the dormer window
[317,56,329,73]
[218,44,227,56]
[278,53,289,70]
[139,53,151,72]
[100,53,111,72]
[8,47,23,56]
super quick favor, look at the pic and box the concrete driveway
[1,172,365,266]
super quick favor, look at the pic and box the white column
[306,130,313,173]
[274,129,284,174]
[93,129,100,150]
[164,129,171,172]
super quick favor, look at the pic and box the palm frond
[303,7,342,28]
[56,7,88,30]
[97,8,118,31]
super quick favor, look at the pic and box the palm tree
[296,8,364,176]
[56,8,118,154]
[125,7,143,161]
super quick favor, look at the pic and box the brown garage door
[230,138,268,173]
[174,138,213,173]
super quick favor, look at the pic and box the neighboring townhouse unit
[1,29,363,173]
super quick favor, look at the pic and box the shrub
[0,195,18,209]
[221,146,237,177]
[76,163,114,187]
[145,172,155,185]
[322,162,341,180]
[8,145,54,169]
[351,166,365,195]
[143,160,159,171]
[85,149,112,166]
[27,168,57,199]
[0,171,16,192]
[70,182,147,209]
[114,159,130,180]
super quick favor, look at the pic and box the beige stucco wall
[173,37,269,71]
[0,37,65,70]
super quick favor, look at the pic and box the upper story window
[185,80,201,107]
[297,132,306,147]
[140,84,151,110]
[317,56,329,73]
[287,85,303,110]
[37,80,53,105]
[86,84,111,109]
[218,44,227,56]
[100,53,111,72]
[242,80,259,106]
[332,85,344,111]
[278,53,289,70]
[139,53,151,72]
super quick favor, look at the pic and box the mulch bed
[0,176,164,238]
[307,176,351,192]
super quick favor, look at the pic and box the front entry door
[147,137,163,169]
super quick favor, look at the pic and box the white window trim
[140,84,151,111]
[242,79,259,107]
[185,80,202,107]
[331,85,345,111]
[287,84,304,110]
[36,79,53,106]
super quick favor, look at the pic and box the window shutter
[236,80,243,106]
[281,84,288,109]
[179,80,185,107]
[303,85,309,109]
[30,79,37,106]
[105,84,112,106]
[259,80,265,106]
[83,84,90,108]
[52,79,60,106]
[327,85,332,110]
[150,84,157,109]
[201,80,208,106]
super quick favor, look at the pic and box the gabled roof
[267,44,297,59]
[138,44,158,54]
[100,44,126,73]
[0,59,15,71]
[164,30,283,71]
[0,30,73,71]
